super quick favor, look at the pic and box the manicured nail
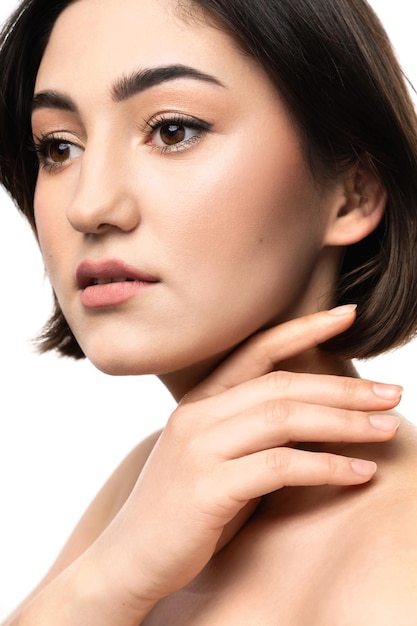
[369,414,400,432]
[328,304,357,316]
[372,383,403,400]
[351,459,377,476]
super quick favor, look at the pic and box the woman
[1,0,416,623]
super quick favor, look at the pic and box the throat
[277,349,357,378]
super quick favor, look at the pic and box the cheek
[140,132,324,339]
[34,181,69,285]
[145,129,321,277]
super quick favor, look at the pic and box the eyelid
[32,126,84,141]
[33,131,84,172]
[142,111,213,133]
[142,111,213,154]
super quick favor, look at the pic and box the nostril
[67,194,140,234]
[66,165,140,234]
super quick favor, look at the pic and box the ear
[323,166,387,246]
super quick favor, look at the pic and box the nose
[66,138,140,235]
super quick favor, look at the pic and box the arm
[3,307,403,625]
[2,432,161,625]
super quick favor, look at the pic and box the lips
[76,259,159,307]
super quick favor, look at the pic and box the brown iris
[48,141,71,163]
[160,124,186,146]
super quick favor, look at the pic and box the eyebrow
[32,90,76,113]
[32,64,225,113]
[112,64,225,101]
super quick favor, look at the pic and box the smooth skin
[5,0,417,623]
[32,0,386,396]
[5,308,413,626]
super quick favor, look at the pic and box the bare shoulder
[322,497,417,625]
[320,417,417,624]
[262,417,417,624]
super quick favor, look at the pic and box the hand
[82,306,402,618]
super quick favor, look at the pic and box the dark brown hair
[1,0,417,359]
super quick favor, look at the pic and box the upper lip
[76,259,160,289]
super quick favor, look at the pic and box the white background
[0,0,416,618]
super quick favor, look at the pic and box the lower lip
[80,281,156,308]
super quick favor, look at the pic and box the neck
[159,248,347,402]
[277,348,358,378]
[159,345,357,404]
[158,349,233,402]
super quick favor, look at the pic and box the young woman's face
[32,0,342,392]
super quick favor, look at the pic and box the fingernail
[328,304,357,316]
[369,414,400,432]
[372,383,403,400]
[351,459,377,476]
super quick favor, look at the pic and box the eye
[145,113,212,154]
[157,124,189,146]
[48,141,78,163]
[33,134,84,172]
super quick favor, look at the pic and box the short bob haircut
[1,0,417,360]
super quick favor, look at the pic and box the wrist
[68,550,159,626]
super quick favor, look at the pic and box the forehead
[33,0,289,133]
[35,0,240,91]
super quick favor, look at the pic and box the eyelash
[143,113,213,154]
[32,113,212,173]
[33,132,83,174]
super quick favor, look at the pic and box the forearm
[3,559,157,626]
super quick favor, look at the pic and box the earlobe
[324,167,387,246]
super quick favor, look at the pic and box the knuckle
[323,452,339,476]
[341,376,360,399]
[263,398,291,426]
[265,370,292,394]
[166,406,189,436]
[166,404,201,446]
[264,447,291,473]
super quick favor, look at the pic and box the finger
[186,305,357,401]
[209,401,400,459]
[187,370,402,422]
[225,448,377,501]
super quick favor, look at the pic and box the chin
[81,332,233,388]
[86,349,162,377]
[79,336,152,376]
[81,338,180,378]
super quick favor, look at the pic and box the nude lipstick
[76,259,159,308]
